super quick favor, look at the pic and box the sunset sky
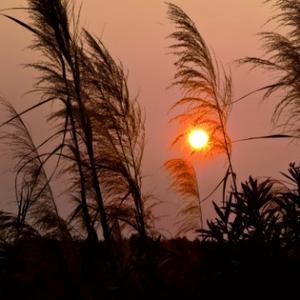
[0,0,298,237]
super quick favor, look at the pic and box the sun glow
[188,128,209,150]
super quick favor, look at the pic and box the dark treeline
[1,0,300,299]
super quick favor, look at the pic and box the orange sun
[188,128,209,150]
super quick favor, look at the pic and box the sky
[0,0,299,237]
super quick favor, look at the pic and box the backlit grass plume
[165,3,236,234]
[0,99,72,240]
[1,0,104,242]
[1,0,153,242]
[166,3,236,189]
[164,158,203,234]
[166,3,234,165]
[81,31,152,239]
[240,0,300,136]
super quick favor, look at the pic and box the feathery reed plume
[2,0,153,241]
[0,99,72,240]
[3,0,108,242]
[164,158,202,235]
[80,31,153,239]
[164,3,236,235]
[240,0,300,136]
[166,3,235,190]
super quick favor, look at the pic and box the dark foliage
[0,164,300,299]
[1,1,300,299]
[200,163,300,249]
[0,235,299,299]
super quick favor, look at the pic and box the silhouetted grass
[240,0,300,138]
[0,162,300,298]
[164,3,237,236]
[164,158,203,234]
[165,2,236,183]
[1,1,300,299]
[0,0,155,245]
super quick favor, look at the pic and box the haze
[0,0,298,237]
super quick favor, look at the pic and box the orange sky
[0,0,298,237]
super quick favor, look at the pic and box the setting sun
[188,128,209,150]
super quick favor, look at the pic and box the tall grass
[0,0,151,242]
[164,159,203,235]
[240,0,300,137]
[164,3,236,235]
[0,99,72,241]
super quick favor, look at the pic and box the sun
[188,128,209,150]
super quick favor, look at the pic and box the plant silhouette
[0,0,153,244]
[0,99,72,241]
[240,0,300,137]
[0,1,300,299]
[164,158,203,235]
[166,3,235,174]
[164,3,236,235]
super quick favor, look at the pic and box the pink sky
[0,0,298,237]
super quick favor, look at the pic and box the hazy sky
[0,0,298,237]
